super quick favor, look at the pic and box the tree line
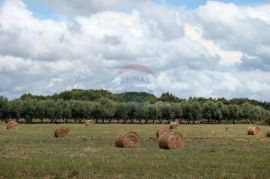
[1,94,269,124]
[19,89,270,111]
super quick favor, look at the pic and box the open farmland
[0,124,270,178]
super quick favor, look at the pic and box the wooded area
[1,89,270,124]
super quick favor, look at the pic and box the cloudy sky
[0,0,270,100]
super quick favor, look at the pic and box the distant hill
[17,89,270,110]
[20,89,120,101]
[117,92,157,103]
[20,89,158,103]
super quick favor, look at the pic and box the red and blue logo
[113,64,155,92]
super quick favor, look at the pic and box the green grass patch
[0,124,269,178]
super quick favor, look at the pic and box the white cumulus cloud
[0,0,270,100]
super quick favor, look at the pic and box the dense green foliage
[21,89,121,101]
[266,116,270,125]
[1,89,270,124]
[118,92,157,103]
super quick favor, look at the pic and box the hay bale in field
[169,122,179,129]
[266,130,270,137]
[254,127,260,134]
[247,127,253,135]
[158,131,184,150]
[54,127,69,138]
[156,127,171,139]
[247,126,260,135]
[6,121,18,130]
[115,131,139,148]
[85,120,95,127]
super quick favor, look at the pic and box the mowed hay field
[0,124,270,178]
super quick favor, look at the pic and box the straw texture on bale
[54,127,69,138]
[115,131,139,148]
[85,120,95,127]
[6,121,18,130]
[156,127,171,139]
[247,127,260,135]
[266,130,270,137]
[158,131,184,150]
[169,122,179,129]
[254,127,260,134]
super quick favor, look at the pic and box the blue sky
[1,0,266,19]
[24,1,57,19]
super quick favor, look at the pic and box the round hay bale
[266,130,270,137]
[250,127,260,135]
[85,120,95,127]
[254,127,260,134]
[6,121,18,130]
[247,127,254,135]
[115,131,139,148]
[169,122,179,129]
[54,127,69,138]
[247,127,260,135]
[158,131,184,150]
[156,127,171,139]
